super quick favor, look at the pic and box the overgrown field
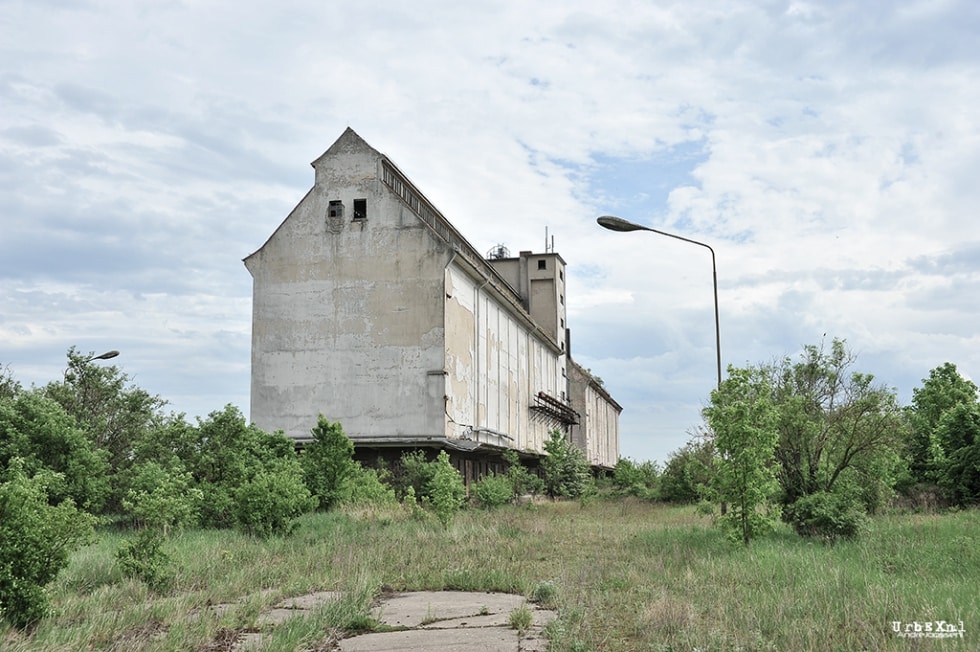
[3,499,977,651]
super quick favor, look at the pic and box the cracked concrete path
[221,589,555,651]
[339,590,555,651]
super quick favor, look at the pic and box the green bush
[344,465,397,507]
[502,449,544,496]
[190,405,299,529]
[121,461,202,535]
[397,449,437,501]
[424,450,465,525]
[301,417,357,509]
[541,430,594,499]
[471,472,513,509]
[0,460,96,628]
[784,490,867,542]
[612,457,661,499]
[115,529,172,592]
[232,459,316,537]
[0,391,110,513]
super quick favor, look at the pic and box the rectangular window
[537,259,547,270]
[328,200,344,218]
[353,198,367,220]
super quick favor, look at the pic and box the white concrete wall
[582,382,620,468]
[245,134,451,441]
[445,264,562,454]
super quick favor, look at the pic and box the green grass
[2,499,977,651]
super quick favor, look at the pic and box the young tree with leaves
[703,366,779,545]
[906,362,979,484]
[764,339,908,523]
[541,429,594,499]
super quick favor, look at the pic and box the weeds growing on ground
[0,499,976,651]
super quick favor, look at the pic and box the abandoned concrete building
[244,128,620,480]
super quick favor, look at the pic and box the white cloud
[2,0,979,462]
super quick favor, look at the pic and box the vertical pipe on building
[473,271,492,434]
[442,249,458,435]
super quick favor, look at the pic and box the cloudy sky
[3,0,978,464]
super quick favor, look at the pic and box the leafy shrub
[0,460,96,628]
[121,461,202,535]
[301,417,357,509]
[784,490,867,542]
[541,430,594,499]
[503,449,544,496]
[471,472,513,509]
[935,403,980,506]
[424,450,465,525]
[612,457,661,499]
[397,449,437,501]
[115,529,172,592]
[344,465,397,506]
[232,459,317,537]
[190,405,298,529]
[0,391,110,513]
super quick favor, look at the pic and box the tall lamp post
[597,215,722,389]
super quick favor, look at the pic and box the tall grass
[2,500,976,651]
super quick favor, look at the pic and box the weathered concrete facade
[245,128,620,467]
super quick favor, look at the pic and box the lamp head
[597,215,646,232]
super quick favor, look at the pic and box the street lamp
[597,215,722,389]
[64,350,120,381]
[85,350,120,363]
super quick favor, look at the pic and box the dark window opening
[353,198,367,220]
[537,259,547,270]
[328,200,344,218]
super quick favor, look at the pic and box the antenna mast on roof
[545,227,555,253]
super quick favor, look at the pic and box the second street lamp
[597,215,722,389]
[64,349,120,382]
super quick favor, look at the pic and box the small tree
[541,430,593,499]
[424,450,465,525]
[703,366,779,545]
[396,449,438,501]
[233,458,316,537]
[115,529,172,592]
[935,403,980,506]
[471,472,513,509]
[300,416,357,510]
[46,347,166,511]
[906,362,979,484]
[0,459,96,628]
[502,449,544,497]
[660,437,717,503]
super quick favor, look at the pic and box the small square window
[537,259,547,270]
[353,198,367,220]
[328,200,344,218]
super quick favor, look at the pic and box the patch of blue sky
[584,140,708,223]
